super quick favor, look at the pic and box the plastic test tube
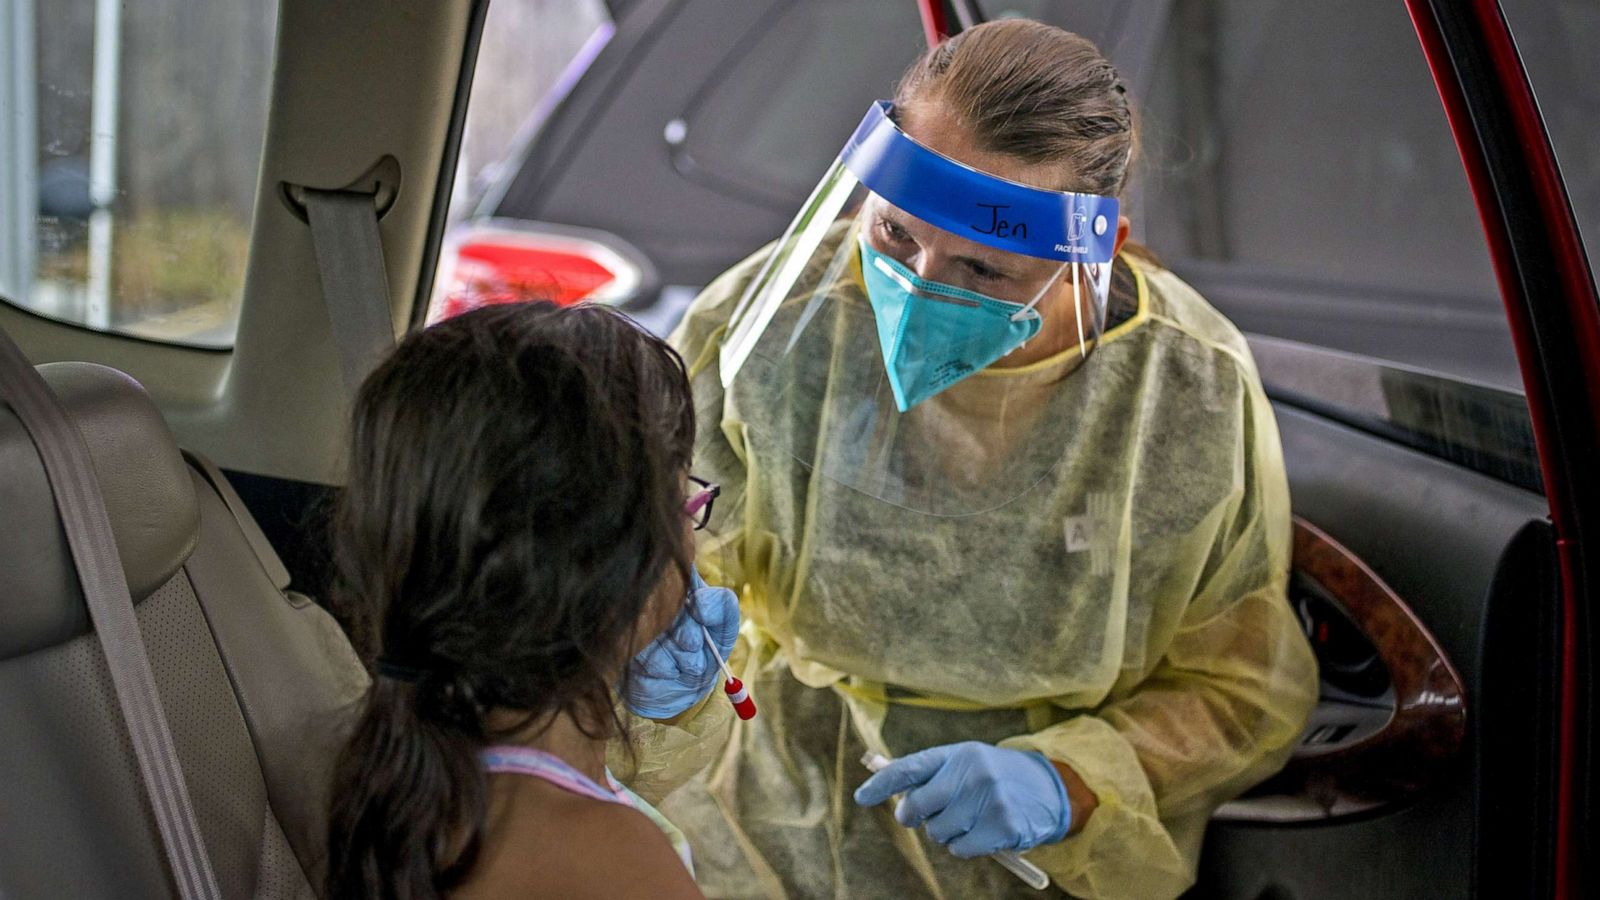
[860,752,1050,891]
[702,626,757,720]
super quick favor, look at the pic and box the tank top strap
[480,745,628,806]
[480,745,696,876]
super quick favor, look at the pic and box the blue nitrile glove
[854,742,1072,858]
[624,567,740,719]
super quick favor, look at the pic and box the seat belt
[0,331,222,900]
[301,187,396,392]
[182,449,292,593]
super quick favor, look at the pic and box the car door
[1087,1,1596,896]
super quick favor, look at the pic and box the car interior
[2,2,481,895]
[0,1,1594,898]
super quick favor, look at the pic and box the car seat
[0,358,367,898]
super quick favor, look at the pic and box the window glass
[1130,0,1523,393]
[449,0,611,224]
[1500,0,1600,287]
[424,0,611,323]
[984,0,1149,48]
[679,0,926,209]
[0,0,278,348]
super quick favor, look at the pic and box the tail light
[426,219,653,324]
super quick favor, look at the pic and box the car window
[1500,0,1599,287]
[0,0,278,349]
[423,0,612,322]
[450,0,612,223]
[677,0,927,209]
[1134,0,1524,382]
[1061,0,1535,489]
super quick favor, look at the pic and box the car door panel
[1194,402,1549,898]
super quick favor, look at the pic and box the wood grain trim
[1287,517,1469,800]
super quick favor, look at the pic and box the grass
[34,207,252,324]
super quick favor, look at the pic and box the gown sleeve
[608,250,768,805]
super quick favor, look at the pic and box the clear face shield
[716,101,1121,515]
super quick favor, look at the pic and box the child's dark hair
[325,302,696,900]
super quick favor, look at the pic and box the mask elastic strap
[1008,261,1069,323]
[1007,262,1094,358]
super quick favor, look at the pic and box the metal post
[86,0,122,331]
[0,0,38,305]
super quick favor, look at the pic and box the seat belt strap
[183,449,292,592]
[302,187,396,392]
[0,332,222,900]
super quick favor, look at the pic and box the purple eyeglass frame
[685,476,721,530]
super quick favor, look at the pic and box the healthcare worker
[614,20,1318,900]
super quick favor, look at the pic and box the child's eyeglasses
[685,476,721,531]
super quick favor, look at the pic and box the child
[325,302,726,899]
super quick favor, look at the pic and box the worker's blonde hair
[895,19,1138,199]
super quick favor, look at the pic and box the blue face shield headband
[716,102,1122,410]
[837,102,1120,410]
[841,101,1120,265]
